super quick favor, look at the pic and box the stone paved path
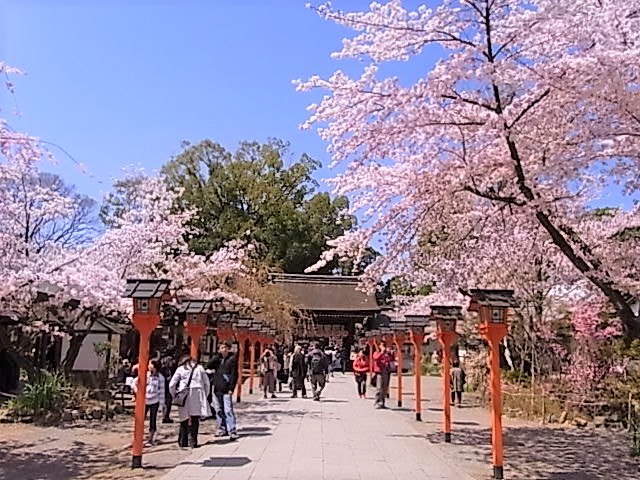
[161,375,476,480]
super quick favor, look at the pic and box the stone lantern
[124,279,171,469]
[179,299,213,360]
[404,314,430,421]
[467,289,516,480]
[430,305,464,443]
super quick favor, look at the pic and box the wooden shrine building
[270,273,382,352]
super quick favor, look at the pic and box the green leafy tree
[162,139,355,273]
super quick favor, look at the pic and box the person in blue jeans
[206,342,239,441]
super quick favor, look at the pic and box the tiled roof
[270,273,381,312]
[124,279,171,299]
[177,300,213,314]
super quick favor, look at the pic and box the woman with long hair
[169,355,211,448]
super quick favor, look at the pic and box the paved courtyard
[161,375,475,480]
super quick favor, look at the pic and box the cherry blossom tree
[298,0,640,335]
[566,298,624,397]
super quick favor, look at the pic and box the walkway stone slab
[161,375,476,480]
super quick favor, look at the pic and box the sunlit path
[161,375,474,480]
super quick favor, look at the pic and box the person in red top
[352,350,369,399]
[372,341,394,409]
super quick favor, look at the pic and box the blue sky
[1,0,634,211]
[0,0,425,200]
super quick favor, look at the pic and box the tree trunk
[62,331,90,375]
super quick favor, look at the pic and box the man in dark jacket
[206,342,239,440]
[290,345,307,398]
[307,343,329,401]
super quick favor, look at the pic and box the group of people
[124,340,341,449]
[350,341,467,409]
[350,341,395,409]
[124,342,239,449]
[123,338,467,449]
[260,342,332,402]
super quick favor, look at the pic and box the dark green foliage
[162,138,356,273]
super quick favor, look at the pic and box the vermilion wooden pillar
[480,321,508,479]
[248,335,257,394]
[185,322,206,360]
[393,331,405,408]
[131,315,157,467]
[438,330,457,443]
[409,329,424,421]
[468,289,514,480]
[125,279,170,470]
[235,331,248,403]
[367,338,376,374]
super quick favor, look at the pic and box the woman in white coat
[169,355,211,448]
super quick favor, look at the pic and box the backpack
[310,351,325,374]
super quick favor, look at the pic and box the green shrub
[7,370,68,416]
[502,369,531,386]
[422,357,441,376]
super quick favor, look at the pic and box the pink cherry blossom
[299,0,640,333]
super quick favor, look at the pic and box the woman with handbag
[169,355,211,448]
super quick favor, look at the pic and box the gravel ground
[0,414,200,480]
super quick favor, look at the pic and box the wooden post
[248,337,256,395]
[368,339,375,374]
[480,323,508,480]
[393,332,405,408]
[410,329,424,421]
[185,323,206,360]
[236,334,245,403]
[131,317,159,468]
[438,331,457,443]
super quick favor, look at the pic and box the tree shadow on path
[426,425,639,480]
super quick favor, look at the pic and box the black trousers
[178,416,200,447]
[355,373,367,396]
[145,402,159,433]
[451,391,462,404]
[163,379,172,421]
[292,377,306,397]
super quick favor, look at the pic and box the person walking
[324,345,335,380]
[450,361,466,406]
[352,350,369,399]
[206,342,239,441]
[169,355,211,448]
[276,348,287,393]
[290,345,307,398]
[307,343,329,401]
[160,349,177,423]
[260,348,278,399]
[131,359,165,446]
[372,341,393,409]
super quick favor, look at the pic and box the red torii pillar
[248,331,258,395]
[125,279,171,470]
[235,329,249,403]
[409,328,425,421]
[438,328,457,443]
[185,312,207,360]
[367,337,376,374]
[468,289,514,480]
